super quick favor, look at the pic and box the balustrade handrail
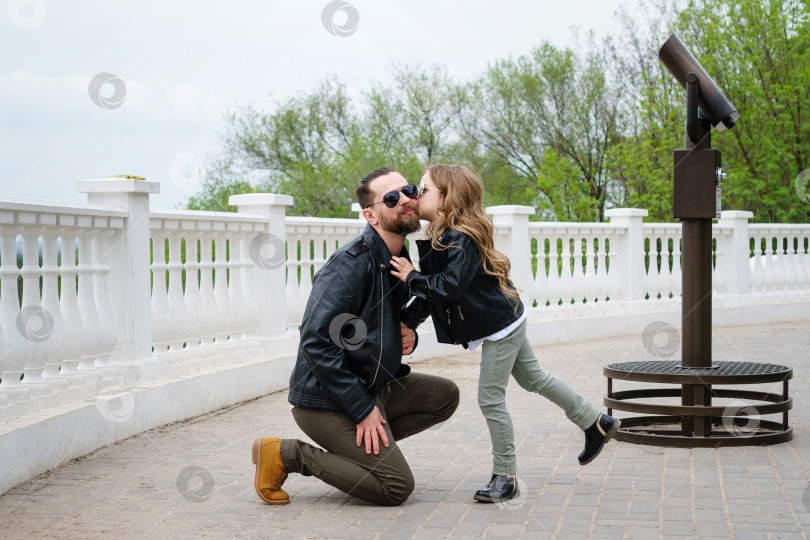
[150,208,268,223]
[0,198,127,219]
[529,221,628,231]
[749,224,810,232]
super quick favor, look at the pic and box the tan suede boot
[252,437,290,505]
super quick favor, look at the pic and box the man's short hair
[357,167,397,209]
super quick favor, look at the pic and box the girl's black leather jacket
[401,229,524,348]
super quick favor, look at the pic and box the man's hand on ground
[356,406,389,455]
[401,322,415,355]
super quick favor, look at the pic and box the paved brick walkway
[2,322,810,539]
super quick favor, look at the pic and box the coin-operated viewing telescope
[659,33,739,219]
[602,34,793,448]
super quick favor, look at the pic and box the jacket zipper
[367,266,385,389]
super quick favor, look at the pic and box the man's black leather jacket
[288,224,419,424]
[401,229,524,348]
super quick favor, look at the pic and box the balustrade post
[716,211,753,294]
[605,208,649,301]
[228,194,294,345]
[75,178,161,385]
[485,206,535,304]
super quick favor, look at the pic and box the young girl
[392,164,620,504]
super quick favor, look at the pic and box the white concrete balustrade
[0,179,809,494]
[0,197,127,420]
[148,210,269,377]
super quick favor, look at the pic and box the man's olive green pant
[280,373,460,506]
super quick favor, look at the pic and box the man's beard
[379,207,421,236]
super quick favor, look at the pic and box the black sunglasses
[366,184,418,208]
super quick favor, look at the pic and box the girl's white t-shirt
[467,311,527,351]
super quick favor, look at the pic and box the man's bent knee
[438,381,460,420]
[377,471,415,506]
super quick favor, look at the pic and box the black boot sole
[473,487,520,503]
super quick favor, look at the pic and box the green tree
[458,40,624,221]
[606,0,684,221]
[674,0,810,222]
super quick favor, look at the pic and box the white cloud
[0,70,228,124]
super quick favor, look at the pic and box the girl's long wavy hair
[423,164,521,310]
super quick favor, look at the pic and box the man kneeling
[252,167,460,506]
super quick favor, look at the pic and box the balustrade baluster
[183,235,205,351]
[645,235,659,300]
[793,235,809,289]
[286,237,303,331]
[762,236,777,291]
[198,236,219,350]
[227,233,248,345]
[771,235,787,291]
[570,236,586,305]
[167,232,190,357]
[558,236,574,306]
[40,231,69,406]
[57,232,89,395]
[606,235,622,302]
[783,235,797,291]
[19,228,49,405]
[76,234,103,386]
[582,236,597,305]
[749,236,764,292]
[653,235,670,302]
[236,232,261,340]
[712,234,725,296]
[547,238,562,306]
[595,235,610,303]
[532,236,549,308]
[150,234,171,356]
[0,229,29,405]
[671,236,683,299]
[213,236,233,348]
[311,236,327,277]
[299,240,314,308]
[92,230,120,384]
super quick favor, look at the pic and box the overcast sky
[2,0,627,209]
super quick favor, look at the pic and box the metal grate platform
[604,360,793,447]
[605,360,793,384]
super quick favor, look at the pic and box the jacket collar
[361,223,410,272]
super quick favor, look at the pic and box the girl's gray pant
[478,319,600,475]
